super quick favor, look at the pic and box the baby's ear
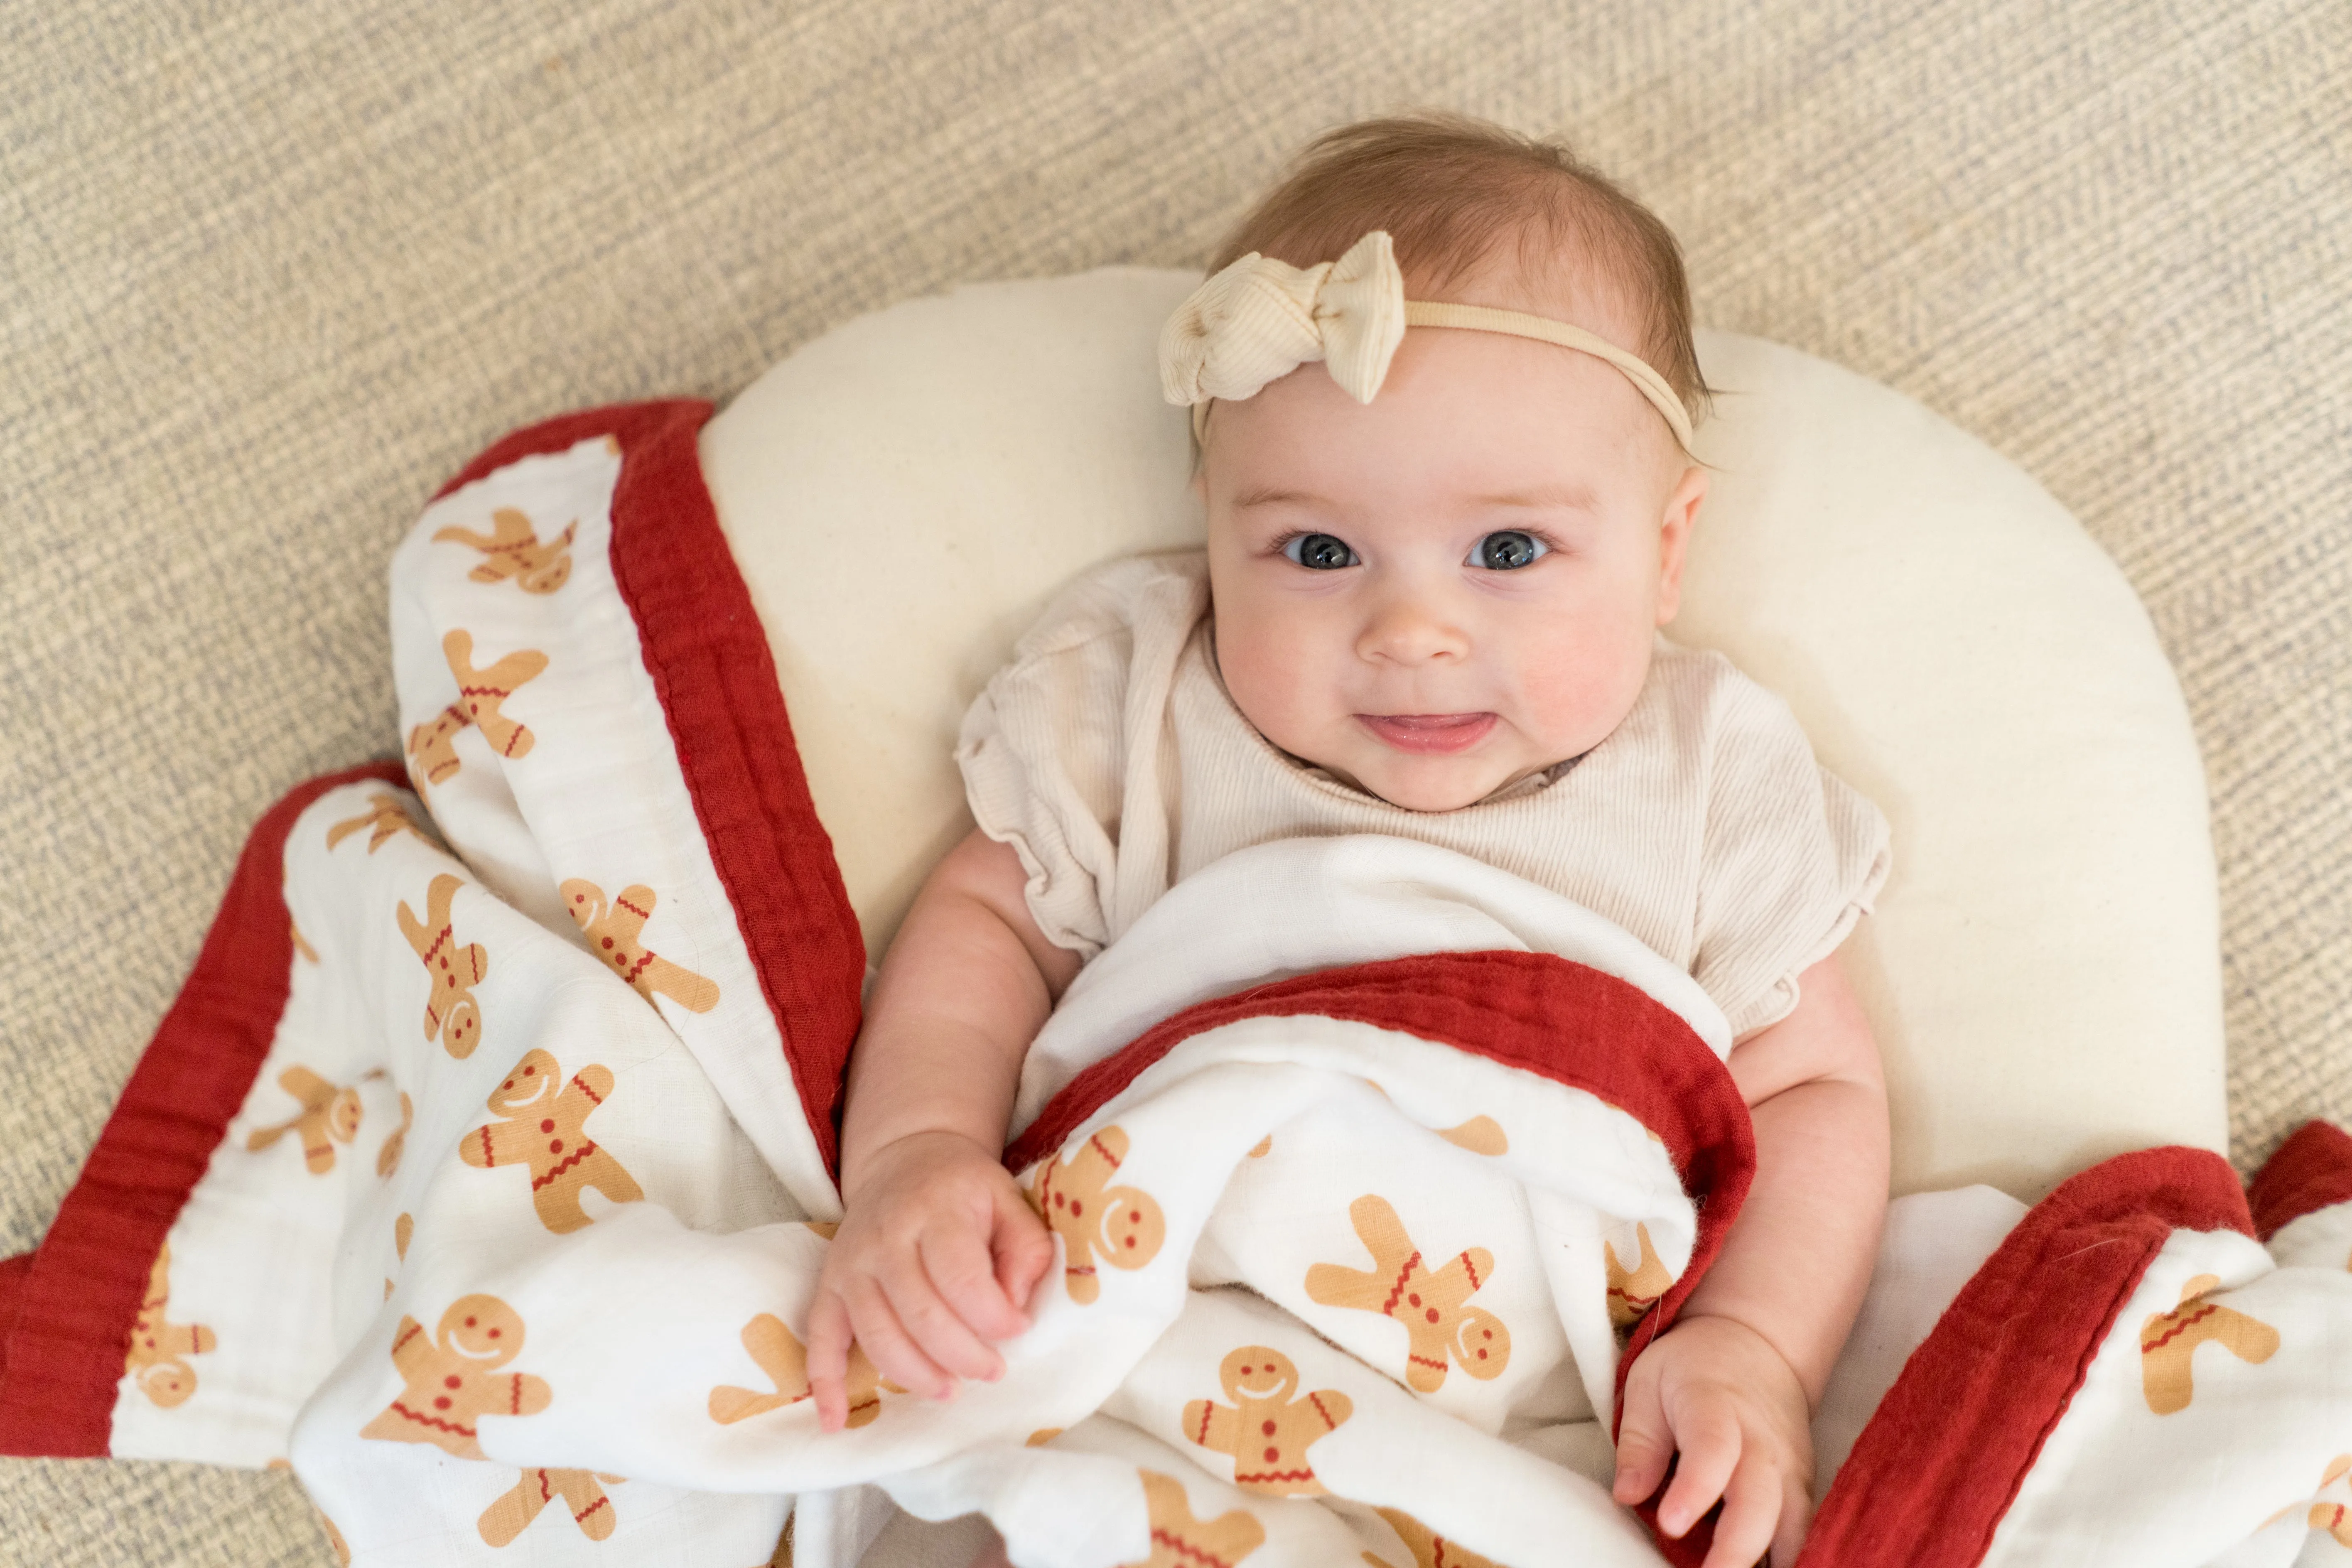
[1653,464,1707,626]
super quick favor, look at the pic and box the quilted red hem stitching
[437,401,867,1176]
[0,760,404,1458]
[1794,1145,2251,1568]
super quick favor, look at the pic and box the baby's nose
[1357,591,1470,665]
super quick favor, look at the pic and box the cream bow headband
[1158,228,1696,455]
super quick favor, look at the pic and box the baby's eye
[1469,530,1549,571]
[1282,533,1359,571]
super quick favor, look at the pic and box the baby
[808,113,1890,1568]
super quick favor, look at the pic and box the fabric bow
[1158,230,1407,416]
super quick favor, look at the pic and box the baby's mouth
[1355,712,1497,756]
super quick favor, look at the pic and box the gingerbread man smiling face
[459,1048,643,1234]
[1026,1125,1167,1304]
[359,1294,549,1460]
[1180,1345,1353,1497]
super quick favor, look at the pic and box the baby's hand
[804,1129,1055,1432]
[1611,1314,1815,1568]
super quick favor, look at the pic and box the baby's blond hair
[1209,110,1714,424]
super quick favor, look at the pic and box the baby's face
[1201,319,1706,813]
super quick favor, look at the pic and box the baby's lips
[1355,711,1498,755]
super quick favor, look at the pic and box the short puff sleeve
[1689,671,1892,1038]
[954,554,1209,958]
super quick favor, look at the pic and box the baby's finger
[879,1259,999,1388]
[992,1185,1056,1312]
[802,1289,854,1433]
[1657,1406,1741,1538]
[1769,1476,1812,1568]
[917,1226,1020,1363]
[1699,1455,1781,1568]
[1609,1361,1674,1507]
[841,1279,953,1403]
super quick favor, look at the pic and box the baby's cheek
[1515,618,1654,750]
[1213,610,1337,748]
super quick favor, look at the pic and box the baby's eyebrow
[1471,484,1600,512]
[1228,483,1599,511]
[1228,486,1324,510]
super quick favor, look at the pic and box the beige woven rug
[3,0,2345,1561]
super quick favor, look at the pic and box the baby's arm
[804,828,1081,1431]
[1611,948,1888,1568]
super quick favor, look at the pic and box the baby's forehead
[1405,235,1652,354]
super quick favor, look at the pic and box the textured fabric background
[2,1,2344,1561]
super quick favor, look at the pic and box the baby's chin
[1321,750,1551,814]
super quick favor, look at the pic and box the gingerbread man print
[2138,1273,2280,1414]
[1181,1345,1352,1496]
[1304,1195,1510,1392]
[1124,1470,1264,1568]
[478,1467,623,1547]
[1026,1125,1167,1304]
[244,1067,365,1175]
[398,872,489,1057]
[707,1313,903,1429]
[1604,1223,1673,1329]
[1361,1507,1500,1568]
[2308,1454,2352,1545]
[359,1294,549,1459]
[460,1048,643,1234]
[377,1090,415,1178]
[327,791,431,854]
[434,507,578,595]
[559,879,720,1015]
[123,1243,216,1407]
[405,631,548,790]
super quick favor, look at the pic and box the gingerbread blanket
[6,400,2352,1568]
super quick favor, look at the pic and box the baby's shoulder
[1637,637,1819,769]
[1002,549,1210,665]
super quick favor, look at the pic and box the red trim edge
[1003,948,1754,1562]
[2247,1121,2352,1243]
[1796,1146,2253,1568]
[434,402,867,1176]
[0,761,403,1458]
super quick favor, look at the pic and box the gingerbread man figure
[707,1313,903,1429]
[359,1294,549,1459]
[1181,1345,1353,1496]
[1125,1470,1264,1568]
[1026,1125,1167,1304]
[2138,1272,2280,1414]
[559,880,720,1015]
[1304,1194,1510,1392]
[434,507,578,595]
[377,1090,414,1178]
[405,631,548,789]
[1604,1222,1673,1329]
[123,1242,216,1408]
[1361,1507,1500,1568]
[459,1048,643,1234]
[244,1066,364,1175]
[478,1467,623,1546]
[2308,1454,2352,1545]
[398,872,489,1057]
[327,791,431,854]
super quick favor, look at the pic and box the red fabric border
[2247,1121,2352,1242]
[1795,1146,2253,1568]
[0,761,403,1458]
[434,401,867,1175]
[1004,947,1755,1560]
